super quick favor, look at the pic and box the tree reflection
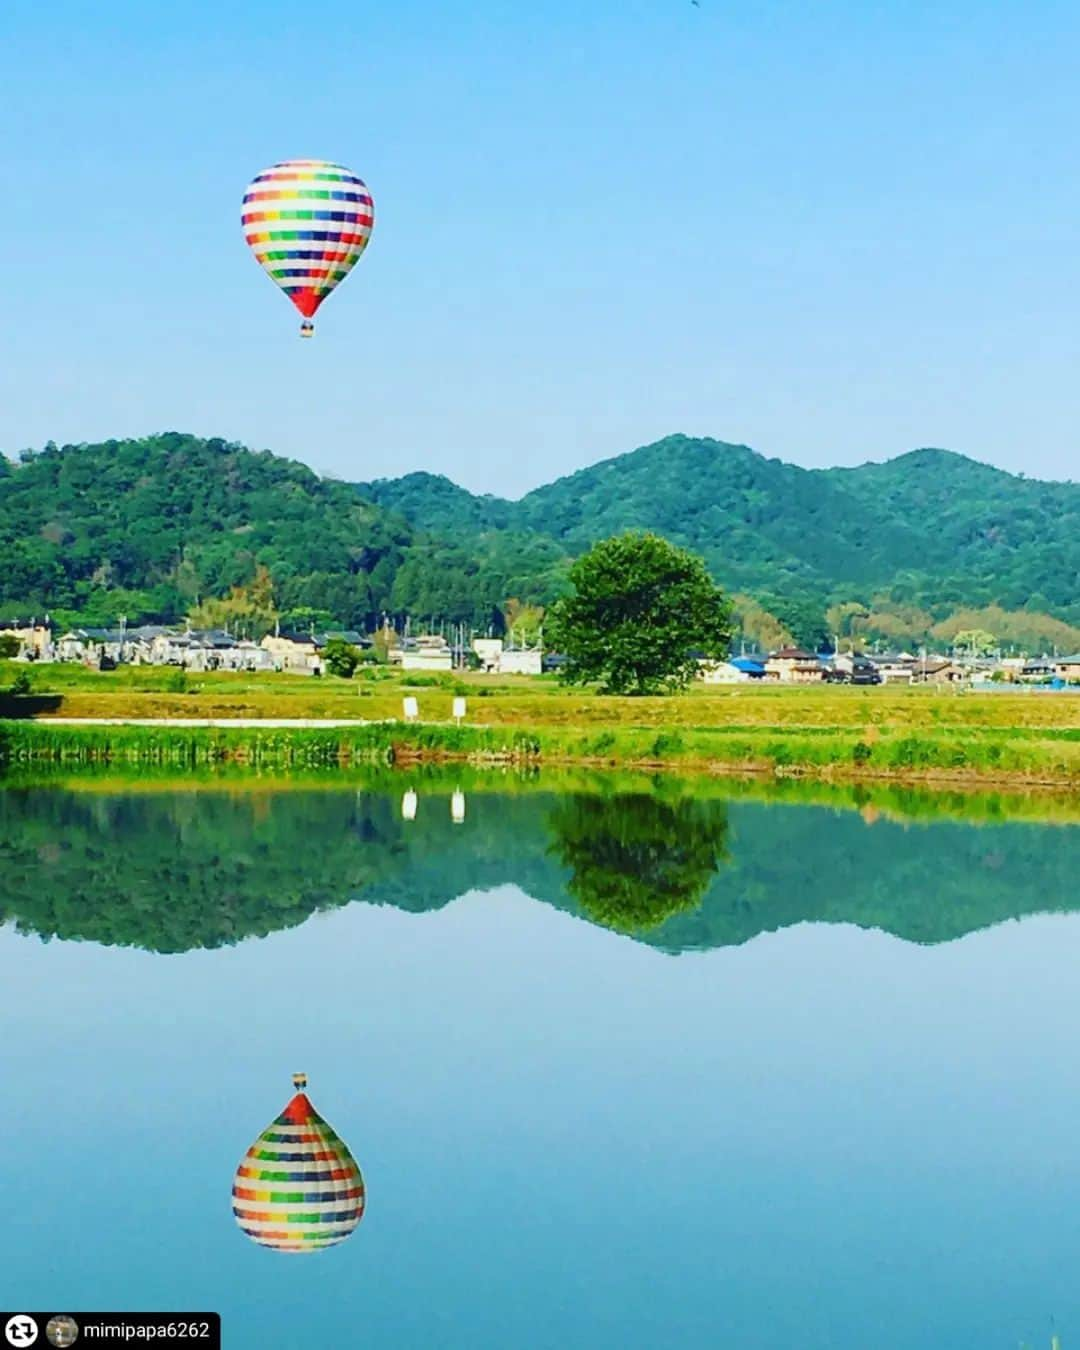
[547,792,730,934]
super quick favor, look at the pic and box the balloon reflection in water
[233,1073,365,1253]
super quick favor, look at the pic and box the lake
[2,773,1079,1349]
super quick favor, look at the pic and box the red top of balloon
[280,1092,316,1125]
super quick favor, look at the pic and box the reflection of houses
[764,648,825,683]
[699,656,766,684]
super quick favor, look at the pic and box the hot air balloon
[232,1073,365,1253]
[241,160,375,337]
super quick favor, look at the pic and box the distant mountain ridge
[2,432,1077,645]
[357,434,1080,639]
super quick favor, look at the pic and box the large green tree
[547,532,734,694]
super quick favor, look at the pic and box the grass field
[3,661,1079,786]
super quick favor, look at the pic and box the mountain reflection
[548,793,730,934]
[1,781,1078,954]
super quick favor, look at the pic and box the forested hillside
[2,431,1077,649]
[0,435,559,631]
[359,434,1080,648]
[0,434,411,629]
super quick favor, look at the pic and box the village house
[472,637,503,673]
[871,653,918,684]
[227,639,275,672]
[397,634,453,672]
[826,652,881,685]
[467,636,544,675]
[56,629,92,662]
[1054,654,1080,683]
[699,656,766,684]
[498,644,543,676]
[764,647,825,683]
[1,620,54,660]
[261,630,325,673]
[150,630,196,665]
[911,658,969,685]
[121,625,168,663]
[56,627,128,665]
[51,624,279,671]
[323,630,368,649]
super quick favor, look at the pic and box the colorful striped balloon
[233,1075,366,1253]
[241,160,375,336]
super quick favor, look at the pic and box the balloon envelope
[241,160,374,324]
[233,1087,365,1252]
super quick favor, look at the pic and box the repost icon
[4,1316,38,1347]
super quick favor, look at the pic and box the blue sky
[3,0,1079,493]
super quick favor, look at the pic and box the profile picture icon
[45,1319,78,1348]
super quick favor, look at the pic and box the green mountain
[0,434,410,630]
[359,435,1080,645]
[2,431,1077,646]
[0,433,567,631]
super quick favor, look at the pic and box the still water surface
[2,778,1079,1348]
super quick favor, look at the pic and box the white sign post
[403,696,419,722]
[452,696,466,726]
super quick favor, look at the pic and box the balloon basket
[300,321,315,338]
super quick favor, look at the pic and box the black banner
[2,1314,220,1349]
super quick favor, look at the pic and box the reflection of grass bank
[4,757,1080,826]
[2,717,1079,788]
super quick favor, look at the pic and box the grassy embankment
[2,662,1079,786]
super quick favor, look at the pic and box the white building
[872,654,918,684]
[1,621,54,661]
[472,637,503,672]
[498,646,542,675]
[699,658,764,684]
[400,635,453,672]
